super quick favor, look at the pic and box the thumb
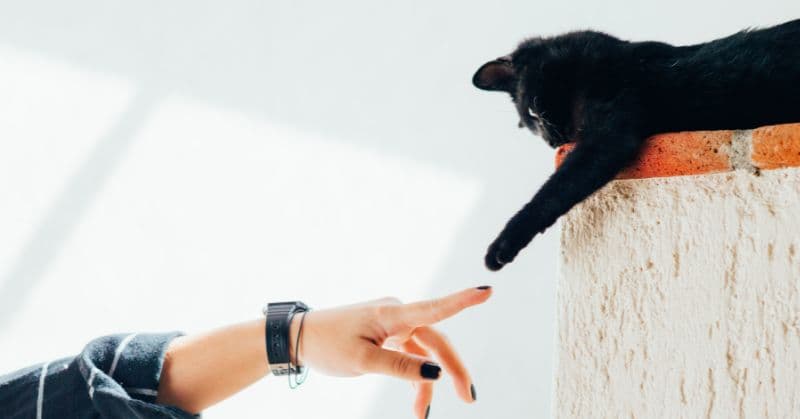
[361,347,442,382]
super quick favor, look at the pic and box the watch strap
[263,301,309,376]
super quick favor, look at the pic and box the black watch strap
[263,301,309,376]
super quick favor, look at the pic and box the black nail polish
[420,362,442,380]
[425,404,430,419]
[476,285,491,290]
[470,384,477,401]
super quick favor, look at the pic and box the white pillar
[556,168,800,418]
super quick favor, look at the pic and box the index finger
[394,286,492,328]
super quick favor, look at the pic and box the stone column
[555,124,800,419]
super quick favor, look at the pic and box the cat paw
[484,250,505,271]
[484,239,517,271]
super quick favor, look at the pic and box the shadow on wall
[0,1,557,417]
[0,91,156,331]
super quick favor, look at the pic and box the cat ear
[472,57,516,92]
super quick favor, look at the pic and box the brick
[555,130,733,179]
[554,143,576,168]
[752,123,800,170]
[621,130,732,179]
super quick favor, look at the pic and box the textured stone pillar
[555,124,800,419]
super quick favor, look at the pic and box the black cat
[473,19,800,271]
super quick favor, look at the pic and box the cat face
[473,46,570,148]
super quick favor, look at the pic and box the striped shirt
[0,332,196,418]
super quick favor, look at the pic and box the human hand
[290,287,492,418]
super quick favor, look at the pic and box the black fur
[473,19,800,271]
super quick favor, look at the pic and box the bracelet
[288,310,311,389]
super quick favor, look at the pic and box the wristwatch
[262,301,309,376]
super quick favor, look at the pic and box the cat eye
[527,107,539,119]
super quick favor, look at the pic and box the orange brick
[620,130,732,179]
[554,143,576,168]
[751,123,800,170]
[555,130,732,179]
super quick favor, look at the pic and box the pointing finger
[389,287,492,329]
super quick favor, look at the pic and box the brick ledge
[555,122,800,179]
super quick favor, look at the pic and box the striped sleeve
[0,332,198,418]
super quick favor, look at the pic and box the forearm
[156,315,306,414]
[152,288,488,419]
[156,319,270,413]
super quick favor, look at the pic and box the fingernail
[420,362,442,380]
[425,404,430,419]
[476,285,491,290]
[470,384,477,401]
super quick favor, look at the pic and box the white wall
[558,169,800,418]
[0,1,798,418]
